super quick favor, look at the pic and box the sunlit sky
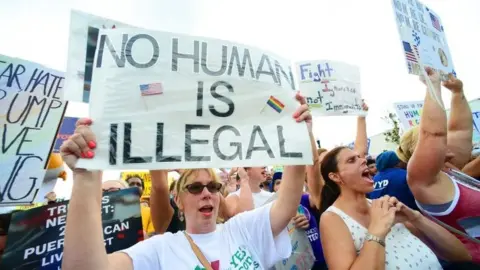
[1,0,478,198]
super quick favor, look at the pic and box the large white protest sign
[295,60,363,116]
[394,100,423,131]
[392,0,455,80]
[64,10,135,103]
[0,55,66,205]
[77,28,312,170]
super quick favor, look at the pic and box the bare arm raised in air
[407,68,451,203]
[61,119,132,270]
[305,128,322,208]
[444,74,472,169]
[270,92,311,236]
[354,101,369,158]
[150,170,174,234]
[224,168,254,217]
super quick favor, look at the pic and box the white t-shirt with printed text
[122,202,291,270]
[228,189,274,208]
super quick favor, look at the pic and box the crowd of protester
[1,69,479,269]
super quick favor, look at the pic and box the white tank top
[326,205,442,270]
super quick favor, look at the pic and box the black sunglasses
[184,182,222,195]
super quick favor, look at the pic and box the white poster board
[295,60,363,116]
[394,100,424,131]
[392,0,455,80]
[64,10,135,103]
[0,55,66,205]
[77,28,312,170]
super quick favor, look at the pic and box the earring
[178,210,184,222]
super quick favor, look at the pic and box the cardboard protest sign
[473,111,480,149]
[392,0,455,80]
[269,203,315,270]
[53,116,79,153]
[77,28,312,170]
[0,55,66,206]
[296,60,363,116]
[394,100,423,131]
[0,188,143,270]
[120,171,152,198]
[396,99,480,149]
[64,10,135,103]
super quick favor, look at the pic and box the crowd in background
[1,69,479,269]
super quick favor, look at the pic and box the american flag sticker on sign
[139,83,164,96]
[402,41,418,63]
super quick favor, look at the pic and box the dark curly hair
[125,174,145,190]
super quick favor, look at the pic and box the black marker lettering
[196,81,204,117]
[109,123,118,165]
[201,42,227,76]
[1,124,39,155]
[0,62,26,90]
[227,46,255,78]
[123,123,152,164]
[172,38,200,73]
[213,125,242,161]
[125,34,159,68]
[277,126,302,158]
[246,125,274,159]
[209,81,234,117]
[156,123,181,162]
[96,33,128,68]
[185,124,210,161]
[255,54,278,84]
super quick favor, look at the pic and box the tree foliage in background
[382,112,401,145]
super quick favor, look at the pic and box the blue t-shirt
[300,194,326,267]
[368,168,418,210]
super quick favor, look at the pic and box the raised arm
[61,118,132,270]
[305,129,322,208]
[224,168,254,216]
[444,74,473,169]
[407,68,447,187]
[270,93,310,236]
[150,170,174,234]
[354,101,369,158]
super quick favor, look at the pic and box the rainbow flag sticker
[265,95,285,113]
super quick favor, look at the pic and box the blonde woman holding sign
[60,93,312,270]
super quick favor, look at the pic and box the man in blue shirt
[368,151,418,210]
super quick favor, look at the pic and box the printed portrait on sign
[438,48,448,67]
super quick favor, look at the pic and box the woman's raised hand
[368,196,397,239]
[60,118,96,171]
[420,67,441,89]
[293,92,312,132]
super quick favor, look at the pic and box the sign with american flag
[391,0,454,78]
[429,13,442,32]
[140,83,164,96]
[403,41,418,63]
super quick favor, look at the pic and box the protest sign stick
[141,96,149,111]
[260,103,267,114]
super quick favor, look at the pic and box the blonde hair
[396,126,420,163]
[175,168,220,194]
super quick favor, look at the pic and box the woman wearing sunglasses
[60,93,312,270]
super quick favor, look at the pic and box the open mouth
[199,206,213,216]
[361,169,374,183]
